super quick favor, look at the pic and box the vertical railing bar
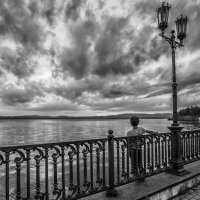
[197,132,200,158]
[190,133,192,160]
[143,140,147,172]
[52,147,58,195]
[193,133,196,159]
[5,152,10,200]
[193,133,195,159]
[90,143,94,191]
[186,133,190,161]
[35,159,40,198]
[26,149,31,199]
[196,132,198,158]
[164,136,167,167]
[191,133,194,160]
[198,133,200,157]
[196,133,198,158]
[76,145,80,194]
[182,134,185,161]
[129,138,134,176]
[121,144,125,181]
[193,133,196,160]
[190,132,193,159]
[158,136,161,169]
[16,160,21,199]
[45,148,49,200]
[35,162,40,197]
[185,134,187,161]
[189,134,191,161]
[126,139,129,180]
[82,144,89,193]
[102,142,106,187]
[135,139,139,176]
[116,141,120,184]
[194,133,196,159]
[168,137,171,163]
[151,138,154,171]
[69,149,74,190]
[195,133,197,159]
[61,146,66,199]
[96,143,100,188]
[185,134,188,161]
[161,140,164,168]
[147,140,151,173]
[185,134,187,160]
[198,133,200,158]
[180,134,182,159]
[154,138,158,170]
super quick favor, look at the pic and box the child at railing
[127,116,157,181]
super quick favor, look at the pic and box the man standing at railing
[127,116,157,181]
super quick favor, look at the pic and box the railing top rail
[181,129,200,134]
[0,137,108,151]
[114,132,171,140]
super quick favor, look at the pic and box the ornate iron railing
[0,130,173,200]
[0,138,108,200]
[181,130,200,164]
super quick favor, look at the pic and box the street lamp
[156,2,188,176]
[157,2,188,126]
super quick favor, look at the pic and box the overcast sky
[0,0,199,116]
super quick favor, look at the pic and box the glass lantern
[157,2,171,34]
[175,15,188,44]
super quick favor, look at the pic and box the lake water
[0,118,189,147]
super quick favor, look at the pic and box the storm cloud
[1,82,44,106]
[0,0,199,116]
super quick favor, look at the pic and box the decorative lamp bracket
[160,33,184,48]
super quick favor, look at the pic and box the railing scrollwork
[67,144,78,198]
[81,143,91,194]
[95,141,103,190]
[33,147,45,199]
[51,146,62,198]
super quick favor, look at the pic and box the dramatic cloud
[0,1,44,50]
[1,82,44,106]
[65,0,84,21]
[0,0,199,116]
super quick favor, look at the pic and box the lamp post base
[166,168,190,176]
[167,125,190,176]
[166,159,190,176]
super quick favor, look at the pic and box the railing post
[106,130,118,197]
[167,126,189,176]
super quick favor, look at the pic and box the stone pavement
[172,184,200,200]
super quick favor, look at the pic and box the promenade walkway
[172,185,200,200]
[80,160,200,200]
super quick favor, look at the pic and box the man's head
[130,116,139,127]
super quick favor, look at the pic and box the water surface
[0,118,173,147]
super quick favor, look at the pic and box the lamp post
[156,2,189,175]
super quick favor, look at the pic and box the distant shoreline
[0,113,171,120]
[0,117,168,120]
